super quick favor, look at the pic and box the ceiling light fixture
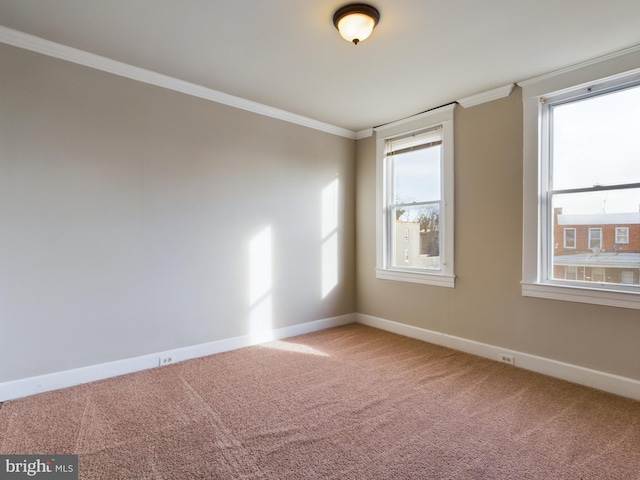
[333,3,380,45]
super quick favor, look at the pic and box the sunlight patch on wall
[321,178,339,298]
[249,226,274,343]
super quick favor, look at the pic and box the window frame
[374,104,456,287]
[520,50,640,310]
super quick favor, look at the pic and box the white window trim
[520,46,640,310]
[374,104,456,287]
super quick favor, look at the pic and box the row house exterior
[553,208,640,285]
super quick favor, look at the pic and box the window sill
[376,268,455,288]
[521,282,640,310]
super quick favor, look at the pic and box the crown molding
[457,84,516,108]
[517,43,640,90]
[0,26,356,140]
[355,128,373,139]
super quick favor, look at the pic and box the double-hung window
[588,229,603,251]
[563,228,576,249]
[521,54,640,309]
[375,105,455,287]
[616,227,629,244]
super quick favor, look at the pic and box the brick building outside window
[553,208,640,285]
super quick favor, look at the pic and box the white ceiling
[1,0,640,133]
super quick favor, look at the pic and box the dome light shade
[333,4,380,45]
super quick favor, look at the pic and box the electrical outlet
[159,355,174,367]
[499,354,515,366]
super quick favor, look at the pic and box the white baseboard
[4,312,638,403]
[0,313,355,402]
[356,313,640,402]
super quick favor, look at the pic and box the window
[375,105,455,287]
[590,267,606,283]
[588,228,602,251]
[616,227,629,244]
[563,228,576,248]
[621,270,636,284]
[521,55,640,309]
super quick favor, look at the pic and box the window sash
[386,143,442,206]
[550,182,640,196]
[385,138,443,272]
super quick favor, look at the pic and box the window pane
[551,84,640,190]
[393,146,441,204]
[392,204,440,270]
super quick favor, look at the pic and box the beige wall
[3,39,639,388]
[356,88,640,381]
[0,44,355,382]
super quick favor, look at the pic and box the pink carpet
[1,324,639,479]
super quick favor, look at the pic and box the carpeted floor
[1,324,639,479]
